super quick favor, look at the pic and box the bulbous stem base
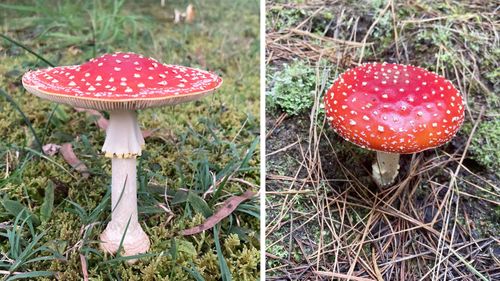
[100,158,150,261]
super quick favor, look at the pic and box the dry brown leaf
[141,129,154,139]
[60,143,90,178]
[182,190,256,236]
[79,254,89,281]
[74,107,109,130]
[42,143,61,156]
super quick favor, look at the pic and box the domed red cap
[22,52,222,110]
[324,62,465,153]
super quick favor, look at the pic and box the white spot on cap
[378,125,384,132]
[362,82,367,86]
[125,87,133,93]
[96,75,102,81]
[137,83,145,88]
[382,94,388,99]
[68,81,76,86]
[84,73,90,77]
[417,111,423,117]
[88,86,96,91]
[363,115,369,121]
[342,105,347,110]
[158,81,167,85]
[114,67,121,71]
[134,74,140,78]
[432,123,437,127]
[349,120,356,125]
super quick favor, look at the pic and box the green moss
[268,60,316,116]
[469,120,500,174]
[0,0,259,279]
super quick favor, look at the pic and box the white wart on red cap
[324,62,465,154]
[22,52,222,111]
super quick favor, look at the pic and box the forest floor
[265,0,499,280]
[0,0,260,280]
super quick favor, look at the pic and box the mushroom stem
[100,110,149,257]
[102,110,144,158]
[372,151,400,187]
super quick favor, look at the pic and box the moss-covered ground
[0,0,260,280]
[266,0,499,280]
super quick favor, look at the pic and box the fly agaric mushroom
[324,62,464,187]
[22,52,222,256]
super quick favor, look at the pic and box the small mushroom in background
[174,4,195,24]
[22,52,222,259]
[324,62,465,187]
[185,4,195,23]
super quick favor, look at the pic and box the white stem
[102,110,144,158]
[372,151,400,187]
[100,111,149,258]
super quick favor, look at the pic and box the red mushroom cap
[324,62,465,153]
[22,52,222,110]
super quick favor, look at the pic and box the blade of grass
[0,89,43,151]
[6,270,54,281]
[0,34,55,66]
[214,225,232,281]
[183,262,206,281]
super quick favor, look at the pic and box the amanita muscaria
[324,62,465,187]
[22,52,222,256]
